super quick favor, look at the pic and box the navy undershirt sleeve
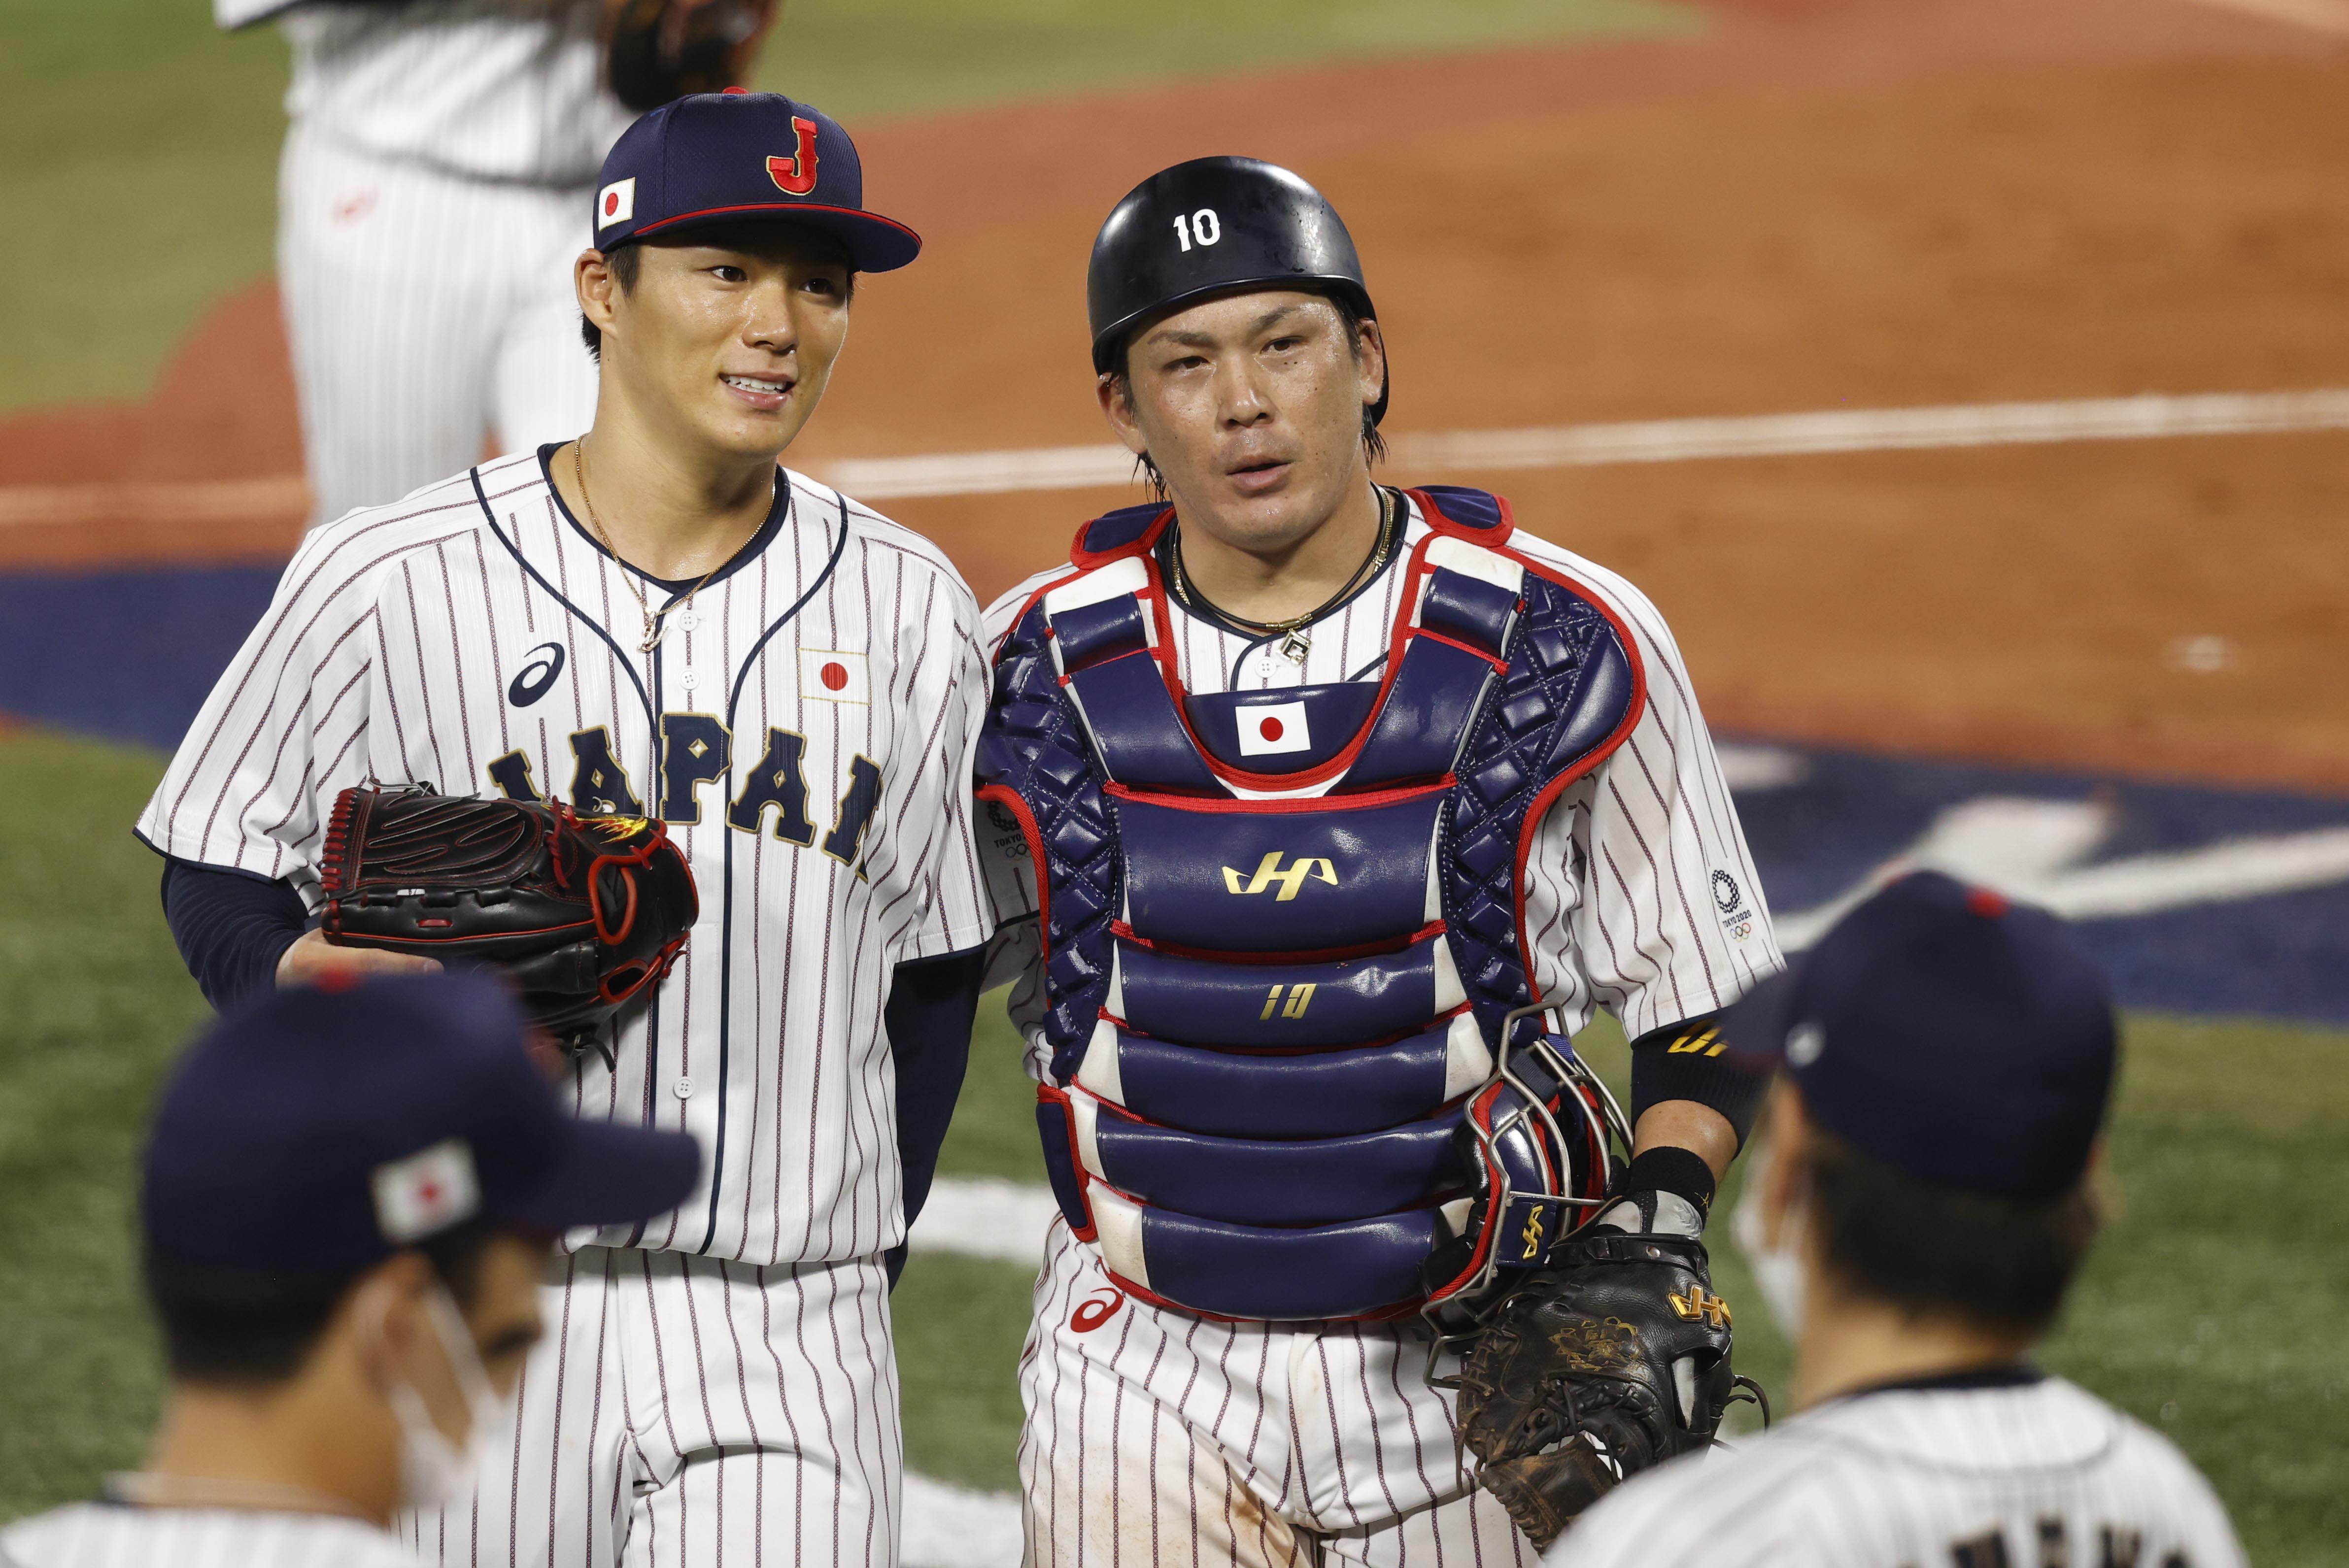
[159,857,309,1012]
[881,943,988,1287]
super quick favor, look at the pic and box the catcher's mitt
[1452,1232,1762,1547]
[318,784,697,1059]
[604,0,770,112]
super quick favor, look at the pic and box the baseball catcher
[317,784,697,1059]
[979,155,1786,1565]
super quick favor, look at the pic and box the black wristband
[1629,1012,1770,1149]
[1620,1145,1718,1218]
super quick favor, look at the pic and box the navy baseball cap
[143,972,700,1273]
[591,89,920,272]
[1721,871,2118,1201]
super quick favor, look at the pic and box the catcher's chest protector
[978,488,1644,1321]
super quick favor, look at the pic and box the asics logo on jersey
[1668,1286,1732,1328]
[507,642,566,707]
[1222,851,1338,900]
[766,117,821,196]
[1069,1288,1126,1334]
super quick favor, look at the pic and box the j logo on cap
[767,118,819,196]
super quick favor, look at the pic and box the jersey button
[673,1076,694,1100]
[679,671,699,691]
[676,612,699,632]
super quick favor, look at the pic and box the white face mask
[379,1283,518,1509]
[1731,1139,1809,1339]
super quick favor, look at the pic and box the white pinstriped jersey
[1552,1375,2247,1568]
[1020,1222,1541,1568]
[0,1504,416,1568]
[980,494,1785,1060]
[138,449,995,1268]
[405,1248,905,1568]
[219,0,631,186]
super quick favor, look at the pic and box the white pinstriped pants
[407,1245,900,1568]
[278,123,600,528]
[1017,1225,1539,1568]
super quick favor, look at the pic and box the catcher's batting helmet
[1087,156,1387,423]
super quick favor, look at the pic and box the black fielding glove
[1452,1231,1742,1547]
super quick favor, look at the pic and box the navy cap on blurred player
[146,969,699,1271]
[591,89,921,272]
[1721,868,2117,1201]
[0,974,699,1568]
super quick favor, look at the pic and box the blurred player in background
[1556,872,2247,1568]
[215,0,775,527]
[0,973,698,1568]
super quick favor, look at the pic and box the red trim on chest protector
[1046,486,1528,796]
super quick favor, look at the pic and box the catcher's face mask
[1421,1011,1631,1316]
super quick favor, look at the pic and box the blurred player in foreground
[978,157,1781,1563]
[1555,871,2247,1568]
[0,973,697,1568]
[215,0,775,526]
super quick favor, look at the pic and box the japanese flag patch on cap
[1235,699,1312,757]
[597,178,636,231]
[800,649,869,704]
[372,1137,481,1244]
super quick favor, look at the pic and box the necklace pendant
[639,627,662,655]
[1278,628,1312,665]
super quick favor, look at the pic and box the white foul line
[824,388,2349,500]
[903,1472,1023,1568]
[0,474,310,530]
[6,389,2347,528]
[908,1174,1060,1266]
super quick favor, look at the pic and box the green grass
[0,0,1695,413]
[3,729,2338,1564]
[0,733,208,1506]
[0,0,292,412]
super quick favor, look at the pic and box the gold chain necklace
[573,439,738,655]
[1169,487,1397,665]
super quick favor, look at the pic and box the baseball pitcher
[137,93,992,1568]
[976,157,1785,1565]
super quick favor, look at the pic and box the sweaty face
[1107,291,1384,557]
[590,225,853,462]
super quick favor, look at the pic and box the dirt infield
[3,0,2345,789]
